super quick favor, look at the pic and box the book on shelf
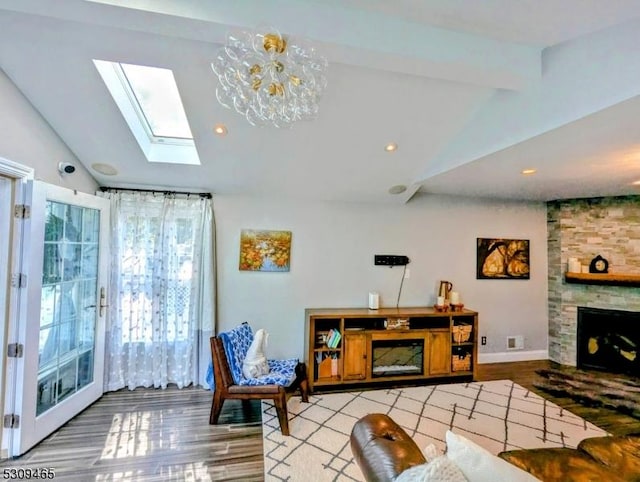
[326,329,335,348]
[326,328,342,348]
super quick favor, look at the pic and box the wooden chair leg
[274,390,290,436]
[294,362,310,403]
[209,389,224,425]
[300,377,309,403]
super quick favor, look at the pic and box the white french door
[10,181,109,456]
[0,175,15,458]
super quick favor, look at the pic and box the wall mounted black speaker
[374,255,410,266]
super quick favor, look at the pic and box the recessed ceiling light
[388,184,407,195]
[521,168,537,175]
[91,163,118,176]
[384,143,397,152]
[213,123,227,136]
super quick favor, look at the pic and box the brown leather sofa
[351,413,428,481]
[350,413,640,482]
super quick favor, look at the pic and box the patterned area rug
[535,368,640,418]
[262,380,607,481]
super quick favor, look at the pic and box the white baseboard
[478,350,549,364]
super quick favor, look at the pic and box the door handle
[99,287,109,317]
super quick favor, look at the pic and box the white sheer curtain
[100,191,215,391]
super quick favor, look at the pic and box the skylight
[120,63,192,139]
[93,60,200,165]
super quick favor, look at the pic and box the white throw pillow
[423,443,440,461]
[395,455,467,482]
[242,328,270,379]
[445,431,540,482]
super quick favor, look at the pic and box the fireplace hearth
[577,307,639,375]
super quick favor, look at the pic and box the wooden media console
[304,307,478,392]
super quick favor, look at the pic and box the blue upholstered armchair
[209,322,309,436]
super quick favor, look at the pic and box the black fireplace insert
[371,338,423,377]
[577,307,639,375]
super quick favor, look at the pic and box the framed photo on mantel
[476,238,530,280]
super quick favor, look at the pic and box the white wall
[0,69,97,193]
[215,193,548,361]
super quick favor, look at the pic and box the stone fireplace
[577,307,639,375]
[547,196,640,366]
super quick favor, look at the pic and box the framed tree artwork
[476,238,530,279]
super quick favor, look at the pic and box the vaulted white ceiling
[1,0,640,203]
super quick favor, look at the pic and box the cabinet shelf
[565,272,640,287]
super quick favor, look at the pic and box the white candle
[436,296,445,306]
[568,258,580,273]
[450,292,460,305]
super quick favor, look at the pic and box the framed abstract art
[239,229,292,272]
[477,238,530,279]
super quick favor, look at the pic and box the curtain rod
[100,186,212,199]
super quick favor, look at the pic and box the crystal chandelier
[211,27,328,128]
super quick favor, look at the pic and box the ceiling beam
[415,17,640,184]
[0,0,541,90]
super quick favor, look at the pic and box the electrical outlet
[481,336,487,345]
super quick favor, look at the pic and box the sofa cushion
[446,431,540,482]
[499,447,627,482]
[578,434,640,482]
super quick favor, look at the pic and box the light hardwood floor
[0,387,264,481]
[1,361,638,481]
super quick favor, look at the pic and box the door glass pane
[77,350,94,390]
[81,244,98,279]
[37,201,100,415]
[80,280,97,349]
[82,209,99,243]
[36,372,57,415]
[42,244,61,284]
[44,202,64,241]
[56,359,78,404]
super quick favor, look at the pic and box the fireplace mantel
[565,272,640,287]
